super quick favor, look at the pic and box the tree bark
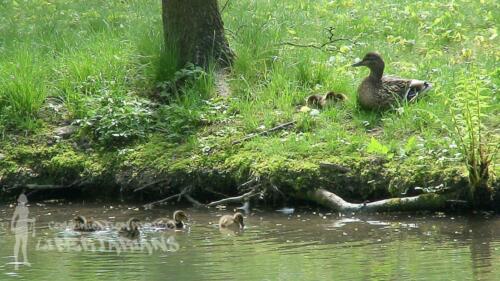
[162,0,234,68]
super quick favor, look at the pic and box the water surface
[1,203,499,280]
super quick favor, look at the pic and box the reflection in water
[467,218,495,281]
[0,203,500,280]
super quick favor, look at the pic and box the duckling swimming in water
[73,216,104,232]
[352,52,432,110]
[152,210,189,230]
[119,218,140,239]
[219,212,245,229]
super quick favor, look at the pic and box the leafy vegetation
[0,0,498,205]
[447,67,498,205]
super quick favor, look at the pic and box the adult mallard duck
[119,218,141,239]
[218,212,244,229]
[352,52,432,110]
[73,216,104,232]
[152,210,189,230]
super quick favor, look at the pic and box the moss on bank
[0,128,476,206]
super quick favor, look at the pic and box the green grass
[0,0,498,198]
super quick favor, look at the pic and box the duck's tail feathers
[406,80,432,101]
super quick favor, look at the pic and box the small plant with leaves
[447,67,497,206]
[77,92,155,147]
[155,63,208,100]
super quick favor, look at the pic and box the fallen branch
[232,121,296,145]
[306,188,457,213]
[207,187,260,207]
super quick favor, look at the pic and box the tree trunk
[162,0,234,68]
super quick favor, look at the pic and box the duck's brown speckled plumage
[352,52,432,110]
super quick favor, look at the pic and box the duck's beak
[351,60,365,67]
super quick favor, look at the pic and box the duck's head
[173,210,189,222]
[74,216,86,225]
[351,52,384,70]
[234,213,245,229]
[127,218,141,230]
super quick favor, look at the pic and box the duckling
[73,216,104,232]
[306,91,347,109]
[152,210,189,230]
[324,91,348,103]
[352,52,432,110]
[119,218,140,239]
[306,94,324,108]
[219,212,245,229]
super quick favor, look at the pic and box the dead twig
[221,0,232,13]
[183,194,205,208]
[232,121,296,145]
[205,188,231,198]
[238,178,258,190]
[133,178,169,192]
[10,179,82,191]
[207,185,261,207]
[144,186,191,208]
[277,27,357,52]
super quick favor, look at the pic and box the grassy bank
[0,0,498,205]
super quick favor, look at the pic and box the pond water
[0,202,499,280]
